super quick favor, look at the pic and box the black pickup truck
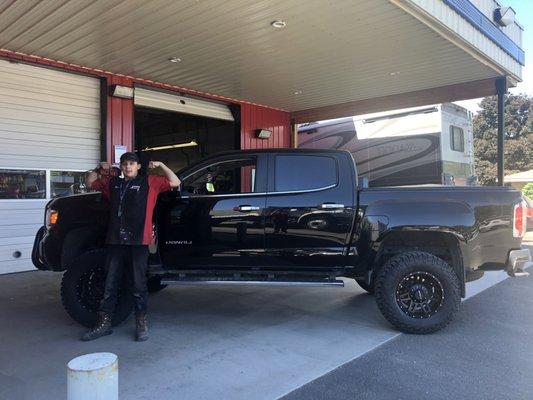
[32,149,531,334]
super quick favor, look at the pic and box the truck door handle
[234,205,260,212]
[318,203,345,209]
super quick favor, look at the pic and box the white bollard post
[67,352,118,400]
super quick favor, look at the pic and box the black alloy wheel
[395,271,444,319]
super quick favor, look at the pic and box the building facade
[0,0,525,273]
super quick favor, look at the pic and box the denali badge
[165,240,192,245]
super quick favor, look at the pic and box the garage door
[0,60,100,274]
[135,87,234,121]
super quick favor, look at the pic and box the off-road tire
[61,249,133,328]
[375,251,461,334]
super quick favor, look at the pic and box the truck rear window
[274,155,337,192]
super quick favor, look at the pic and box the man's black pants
[100,245,150,315]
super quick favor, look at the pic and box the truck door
[157,154,267,268]
[264,152,356,267]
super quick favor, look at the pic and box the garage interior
[134,88,238,172]
[135,107,237,172]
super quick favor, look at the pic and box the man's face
[121,160,141,179]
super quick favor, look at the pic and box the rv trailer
[298,103,475,187]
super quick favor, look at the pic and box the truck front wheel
[61,249,133,328]
[374,251,460,334]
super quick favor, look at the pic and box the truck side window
[182,158,257,195]
[274,155,337,192]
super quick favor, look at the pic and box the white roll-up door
[135,87,234,121]
[0,60,100,274]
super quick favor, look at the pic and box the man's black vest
[106,175,149,245]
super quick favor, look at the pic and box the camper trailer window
[450,126,465,152]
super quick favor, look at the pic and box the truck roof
[203,148,351,156]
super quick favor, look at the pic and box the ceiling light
[389,71,400,76]
[271,20,287,29]
[168,57,182,63]
[141,140,198,152]
[293,90,302,95]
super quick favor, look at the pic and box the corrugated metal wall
[0,59,101,169]
[107,76,133,162]
[0,59,100,273]
[240,103,291,150]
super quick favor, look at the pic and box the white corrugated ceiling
[0,0,505,111]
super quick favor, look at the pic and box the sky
[455,0,533,113]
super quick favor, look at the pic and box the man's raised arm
[149,161,181,189]
[86,162,112,199]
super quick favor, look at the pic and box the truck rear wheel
[374,251,460,334]
[61,249,133,328]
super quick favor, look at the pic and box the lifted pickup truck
[33,149,531,334]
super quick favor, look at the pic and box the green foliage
[523,183,533,199]
[473,94,532,186]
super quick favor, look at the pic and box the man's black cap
[120,152,139,164]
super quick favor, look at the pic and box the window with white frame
[0,169,88,200]
[0,169,46,199]
[50,171,87,198]
[450,125,465,152]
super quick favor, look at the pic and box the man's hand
[148,161,181,188]
[86,162,110,188]
[98,162,111,175]
[148,161,162,169]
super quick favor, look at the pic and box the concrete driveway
[1,244,530,400]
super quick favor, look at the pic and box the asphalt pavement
[282,245,533,400]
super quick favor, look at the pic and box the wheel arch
[60,226,104,270]
[374,229,466,297]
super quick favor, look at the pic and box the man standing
[82,152,180,341]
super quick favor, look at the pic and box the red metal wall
[241,104,291,150]
[106,76,134,162]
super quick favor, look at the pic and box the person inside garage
[82,152,180,342]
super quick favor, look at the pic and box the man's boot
[135,312,149,342]
[81,312,113,341]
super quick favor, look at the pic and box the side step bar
[160,279,345,287]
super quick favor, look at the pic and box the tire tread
[374,251,460,334]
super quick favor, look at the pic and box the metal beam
[291,78,498,123]
[496,77,507,186]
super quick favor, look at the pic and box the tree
[473,94,532,186]
[523,183,533,199]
